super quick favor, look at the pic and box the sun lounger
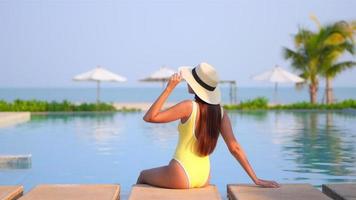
[128,184,222,200]
[322,183,356,200]
[0,185,23,200]
[19,184,120,200]
[0,155,31,169]
[227,183,331,200]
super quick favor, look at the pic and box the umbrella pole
[96,81,100,104]
[273,82,278,104]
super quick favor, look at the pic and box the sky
[0,0,355,88]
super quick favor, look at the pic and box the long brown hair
[194,95,221,156]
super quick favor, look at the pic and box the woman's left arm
[143,73,191,123]
[220,111,280,188]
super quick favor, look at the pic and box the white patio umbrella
[73,66,127,103]
[139,66,176,87]
[251,65,304,103]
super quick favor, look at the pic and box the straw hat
[179,62,221,105]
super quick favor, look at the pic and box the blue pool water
[0,111,356,199]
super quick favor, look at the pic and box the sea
[0,87,355,104]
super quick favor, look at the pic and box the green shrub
[224,97,268,110]
[0,99,118,112]
[272,99,356,110]
[224,98,356,110]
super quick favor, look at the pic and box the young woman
[136,62,280,189]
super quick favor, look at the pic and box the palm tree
[283,21,356,104]
[318,21,355,104]
[283,29,322,104]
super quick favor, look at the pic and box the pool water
[1,111,356,199]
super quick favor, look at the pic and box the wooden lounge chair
[128,184,222,200]
[322,183,356,200]
[227,184,331,200]
[0,185,23,200]
[19,184,120,200]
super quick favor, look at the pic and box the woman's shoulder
[177,99,194,106]
[174,100,194,113]
[175,100,194,123]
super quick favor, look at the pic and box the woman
[137,62,280,189]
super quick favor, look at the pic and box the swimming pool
[1,110,356,199]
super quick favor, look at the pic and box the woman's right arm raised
[220,111,280,188]
[143,73,191,123]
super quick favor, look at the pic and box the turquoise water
[1,87,356,104]
[0,111,356,199]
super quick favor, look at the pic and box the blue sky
[0,0,355,88]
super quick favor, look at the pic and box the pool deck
[0,185,23,200]
[18,184,120,200]
[0,112,30,128]
[227,184,332,200]
[322,183,356,200]
[1,183,355,200]
[128,184,222,200]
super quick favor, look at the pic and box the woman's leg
[136,159,189,189]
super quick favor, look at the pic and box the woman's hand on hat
[166,72,182,90]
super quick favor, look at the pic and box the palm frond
[283,47,307,69]
[294,28,314,47]
[325,61,356,78]
[351,21,356,32]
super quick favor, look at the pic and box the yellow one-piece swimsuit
[172,100,223,188]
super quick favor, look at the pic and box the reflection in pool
[281,112,355,179]
[0,111,355,199]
